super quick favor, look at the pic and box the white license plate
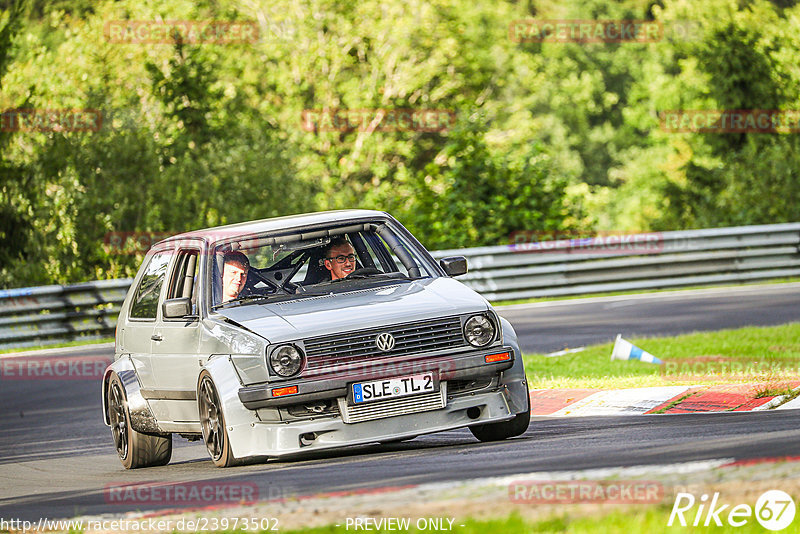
[351,373,436,404]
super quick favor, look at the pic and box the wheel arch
[101,355,164,434]
[199,355,261,460]
[497,315,530,415]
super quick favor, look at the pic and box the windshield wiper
[212,294,274,310]
[345,273,387,280]
[333,268,407,281]
[352,272,407,280]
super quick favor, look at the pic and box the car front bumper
[226,385,515,460]
[237,346,516,409]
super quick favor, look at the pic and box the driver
[323,238,357,280]
[221,251,250,302]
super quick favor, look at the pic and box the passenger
[323,237,357,280]
[221,251,250,302]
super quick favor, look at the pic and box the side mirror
[163,297,192,319]
[440,256,468,277]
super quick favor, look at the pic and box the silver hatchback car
[102,210,530,468]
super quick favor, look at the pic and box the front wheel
[198,371,239,467]
[107,373,172,469]
[469,409,530,442]
[469,383,531,442]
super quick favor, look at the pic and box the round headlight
[269,344,304,377]
[464,314,495,347]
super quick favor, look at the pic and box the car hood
[213,277,489,343]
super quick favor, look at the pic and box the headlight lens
[269,344,304,377]
[464,314,495,347]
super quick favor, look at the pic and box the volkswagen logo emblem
[375,332,396,352]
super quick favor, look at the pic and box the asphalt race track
[501,283,800,354]
[2,284,800,521]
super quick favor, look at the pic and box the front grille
[303,316,465,371]
[337,383,448,423]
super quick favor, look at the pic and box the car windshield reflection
[209,223,434,309]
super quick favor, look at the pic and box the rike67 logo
[669,490,796,531]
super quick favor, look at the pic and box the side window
[351,232,381,271]
[129,252,171,320]
[166,250,199,316]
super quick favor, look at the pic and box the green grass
[0,336,114,355]
[648,392,695,414]
[273,507,779,534]
[491,277,800,307]
[524,322,800,390]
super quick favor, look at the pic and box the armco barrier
[1,223,798,350]
[428,223,800,301]
[0,279,131,350]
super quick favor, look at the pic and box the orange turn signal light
[272,385,298,397]
[485,352,511,363]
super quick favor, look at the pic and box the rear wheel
[198,371,239,467]
[107,373,172,469]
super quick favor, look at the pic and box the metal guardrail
[0,279,131,350]
[430,222,800,301]
[1,223,798,350]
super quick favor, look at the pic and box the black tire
[198,371,239,467]
[469,383,531,442]
[107,373,172,469]
[469,409,530,442]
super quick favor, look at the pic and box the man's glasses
[327,254,356,264]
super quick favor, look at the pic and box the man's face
[324,243,356,280]
[222,261,247,302]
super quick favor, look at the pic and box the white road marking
[550,386,690,417]
[775,396,800,410]
[0,343,114,359]
[544,347,586,358]
[496,282,800,311]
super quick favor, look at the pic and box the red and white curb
[530,383,800,416]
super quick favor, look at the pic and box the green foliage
[1,0,799,287]
[641,0,800,229]
[394,112,574,249]
[0,0,36,284]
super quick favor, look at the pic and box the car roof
[155,209,391,247]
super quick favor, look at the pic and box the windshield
[209,222,436,309]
